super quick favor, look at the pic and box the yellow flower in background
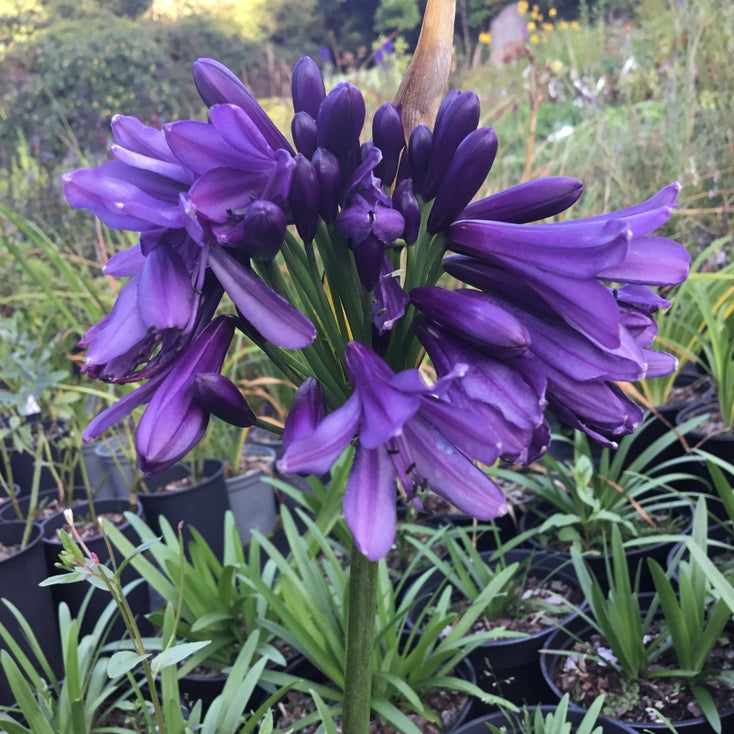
[549,7,557,16]
[526,20,536,31]
[530,33,539,44]
[543,22,554,31]
[550,59,564,75]
[517,0,528,14]
[478,31,491,44]
[559,19,569,29]
[571,20,580,30]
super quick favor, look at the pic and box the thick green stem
[342,544,378,733]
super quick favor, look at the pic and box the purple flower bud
[317,82,365,176]
[411,286,531,357]
[407,124,432,195]
[289,154,321,242]
[392,179,420,245]
[282,377,326,451]
[194,372,256,426]
[460,177,583,223]
[422,90,480,200]
[193,58,293,155]
[427,127,498,234]
[292,111,318,158]
[312,147,341,224]
[372,103,404,186]
[352,235,385,290]
[238,200,287,260]
[292,57,325,119]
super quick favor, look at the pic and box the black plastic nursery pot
[620,369,715,470]
[0,521,62,705]
[43,498,150,640]
[407,549,582,712]
[140,458,230,559]
[452,707,638,733]
[519,497,694,593]
[676,399,734,483]
[539,613,734,733]
[275,654,477,732]
[0,486,91,524]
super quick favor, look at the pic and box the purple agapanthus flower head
[65,53,691,557]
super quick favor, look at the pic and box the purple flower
[316,82,365,184]
[426,127,498,234]
[460,177,583,223]
[167,104,296,247]
[292,56,325,120]
[432,184,690,445]
[372,103,404,186]
[278,342,508,560]
[373,258,410,334]
[414,315,550,463]
[85,315,256,476]
[420,90,480,200]
[335,145,405,289]
[193,58,293,155]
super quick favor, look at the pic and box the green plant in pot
[249,504,513,732]
[541,506,734,733]
[407,526,581,709]
[0,596,138,733]
[675,254,734,461]
[42,516,283,733]
[456,693,636,734]
[103,510,284,696]
[518,422,702,589]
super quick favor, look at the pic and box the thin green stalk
[279,232,347,355]
[342,544,379,734]
[313,222,369,344]
[305,238,350,339]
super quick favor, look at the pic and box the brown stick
[393,0,457,136]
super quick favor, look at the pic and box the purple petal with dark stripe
[207,244,316,349]
[344,444,396,560]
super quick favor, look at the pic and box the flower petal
[402,417,509,519]
[344,445,397,561]
[278,393,360,476]
[207,245,316,349]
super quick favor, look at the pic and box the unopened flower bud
[312,147,341,224]
[292,111,318,158]
[194,372,256,426]
[240,200,287,260]
[292,56,325,119]
[427,127,498,234]
[289,154,321,242]
[317,82,365,175]
[392,180,420,245]
[407,125,432,196]
[460,177,584,223]
[372,103,404,186]
[422,90,480,200]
